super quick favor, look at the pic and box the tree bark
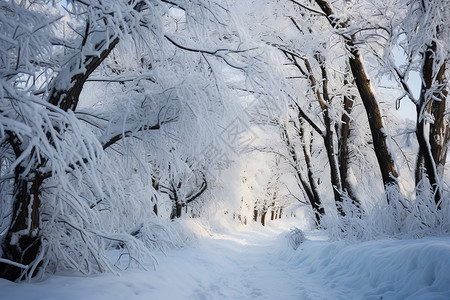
[339,91,354,194]
[415,41,448,207]
[170,202,183,220]
[430,61,448,180]
[261,211,267,226]
[348,48,399,189]
[0,170,43,280]
[302,143,325,224]
[314,0,400,203]
[338,77,362,210]
[318,62,345,214]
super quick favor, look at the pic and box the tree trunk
[303,143,325,225]
[0,172,43,281]
[261,211,267,226]
[415,40,448,207]
[430,76,449,181]
[300,125,325,225]
[1,24,121,281]
[338,77,362,211]
[348,49,399,191]
[324,118,343,211]
[339,90,358,199]
[318,62,344,215]
[170,201,183,220]
[416,101,438,195]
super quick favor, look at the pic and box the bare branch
[185,174,207,204]
[160,0,186,10]
[393,67,418,107]
[289,96,324,136]
[288,0,327,17]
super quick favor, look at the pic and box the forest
[0,0,449,298]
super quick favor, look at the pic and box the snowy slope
[280,233,450,299]
[0,220,449,300]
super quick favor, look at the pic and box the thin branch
[184,175,207,204]
[0,258,29,269]
[86,74,156,83]
[390,136,412,171]
[160,0,186,10]
[393,66,418,107]
[289,0,327,17]
[102,123,162,150]
[289,96,324,136]
[102,106,176,150]
[165,35,252,55]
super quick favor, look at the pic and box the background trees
[228,0,449,233]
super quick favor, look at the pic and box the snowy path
[1,221,450,299]
[149,228,317,300]
[0,223,321,300]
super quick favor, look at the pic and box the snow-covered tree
[0,0,268,281]
[380,0,449,207]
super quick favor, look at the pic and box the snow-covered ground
[1,219,449,300]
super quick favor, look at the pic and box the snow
[1,219,449,300]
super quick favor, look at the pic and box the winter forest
[0,0,449,299]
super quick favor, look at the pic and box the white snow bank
[281,231,450,299]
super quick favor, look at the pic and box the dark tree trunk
[170,202,183,220]
[48,37,120,112]
[317,62,344,215]
[338,88,359,202]
[430,60,448,176]
[0,172,43,281]
[415,40,448,208]
[416,102,438,194]
[261,211,267,226]
[348,49,399,190]
[324,120,343,211]
[302,143,325,225]
[337,76,363,212]
[164,175,207,220]
[151,178,159,216]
